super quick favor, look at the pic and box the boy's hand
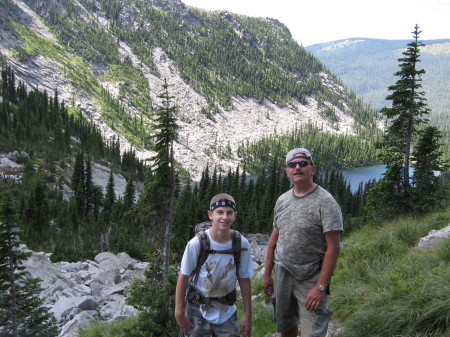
[240,316,252,336]
[175,310,194,334]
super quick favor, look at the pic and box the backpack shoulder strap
[232,230,242,279]
[191,230,210,284]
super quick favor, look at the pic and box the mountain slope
[306,38,450,130]
[0,0,379,181]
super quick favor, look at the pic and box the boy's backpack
[189,221,212,240]
[186,222,247,310]
[190,221,247,284]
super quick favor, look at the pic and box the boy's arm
[238,277,252,337]
[263,227,279,296]
[175,273,194,334]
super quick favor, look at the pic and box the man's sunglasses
[286,160,311,168]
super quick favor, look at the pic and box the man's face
[285,154,316,183]
[208,206,237,230]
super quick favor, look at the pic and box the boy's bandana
[210,199,236,211]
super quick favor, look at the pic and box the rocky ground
[20,227,450,336]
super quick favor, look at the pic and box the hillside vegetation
[0,65,378,261]
[330,205,450,337]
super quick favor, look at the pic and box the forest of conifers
[1,66,378,263]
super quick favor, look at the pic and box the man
[175,193,254,337]
[263,148,343,337]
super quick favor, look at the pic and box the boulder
[418,224,450,248]
[51,296,98,321]
[58,310,98,337]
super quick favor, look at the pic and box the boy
[175,193,253,337]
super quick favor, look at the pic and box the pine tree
[104,168,116,214]
[24,180,49,241]
[123,176,136,210]
[137,79,179,282]
[0,192,58,337]
[84,157,94,214]
[411,126,447,212]
[71,152,85,196]
[367,25,431,217]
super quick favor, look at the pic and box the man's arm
[238,277,252,337]
[263,227,279,296]
[305,230,341,311]
[175,273,194,334]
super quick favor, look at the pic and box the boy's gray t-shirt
[273,185,343,280]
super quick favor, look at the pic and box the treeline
[0,66,145,177]
[236,123,380,172]
[171,163,372,257]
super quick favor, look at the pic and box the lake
[320,165,386,192]
[245,164,392,193]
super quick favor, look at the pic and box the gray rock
[20,247,150,336]
[59,310,98,337]
[51,296,98,321]
[22,253,75,290]
[7,150,30,163]
[418,224,450,248]
[95,251,131,271]
[90,280,106,298]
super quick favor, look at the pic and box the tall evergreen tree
[0,192,58,337]
[103,168,116,214]
[367,25,431,217]
[24,180,49,241]
[84,157,94,214]
[123,176,136,210]
[137,79,179,282]
[71,152,85,192]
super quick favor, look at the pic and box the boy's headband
[210,199,236,211]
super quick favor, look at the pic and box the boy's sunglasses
[287,160,311,168]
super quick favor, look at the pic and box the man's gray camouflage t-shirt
[273,185,343,280]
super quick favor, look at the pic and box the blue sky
[182,0,450,46]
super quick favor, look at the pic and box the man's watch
[316,284,326,292]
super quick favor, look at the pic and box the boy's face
[208,206,237,230]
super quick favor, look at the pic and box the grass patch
[78,316,140,337]
[236,276,276,337]
[330,205,450,337]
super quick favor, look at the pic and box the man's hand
[263,228,279,297]
[175,274,193,334]
[305,286,326,311]
[263,275,274,296]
